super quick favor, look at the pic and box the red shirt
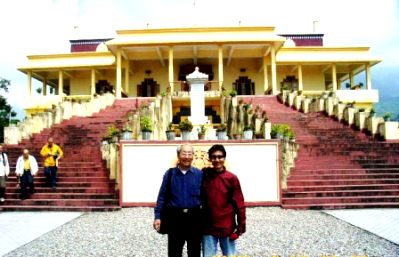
[202,167,246,237]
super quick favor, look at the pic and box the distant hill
[375,95,399,121]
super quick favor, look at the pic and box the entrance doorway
[233,76,255,95]
[137,78,160,97]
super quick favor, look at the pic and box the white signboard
[120,142,280,206]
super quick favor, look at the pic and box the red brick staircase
[0,98,140,211]
[244,96,399,209]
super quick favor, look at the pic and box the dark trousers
[0,187,5,198]
[44,166,58,187]
[167,209,202,257]
[20,170,34,198]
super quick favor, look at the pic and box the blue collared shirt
[154,166,203,219]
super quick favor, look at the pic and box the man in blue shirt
[154,144,203,257]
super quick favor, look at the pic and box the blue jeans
[202,235,236,257]
[44,166,58,187]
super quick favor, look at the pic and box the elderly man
[154,144,203,257]
[40,137,63,190]
[0,145,10,202]
[15,148,39,200]
[202,144,246,257]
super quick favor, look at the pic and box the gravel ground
[5,207,399,257]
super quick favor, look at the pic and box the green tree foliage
[0,78,18,142]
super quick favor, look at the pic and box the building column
[116,49,122,98]
[58,70,63,96]
[42,77,47,96]
[218,45,224,91]
[365,63,372,90]
[297,64,303,91]
[332,63,337,92]
[27,71,32,96]
[263,56,269,94]
[270,46,277,95]
[124,60,130,95]
[168,47,174,93]
[91,69,96,96]
[349,71,355,89]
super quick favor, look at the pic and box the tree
[0,77,19,142]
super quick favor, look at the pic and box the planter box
[366,116,384,135]
[325,97,338,116]
[288,92,297,107]
[333,103,346,121]
[316,98,325,112]
[344,107,357,126]
[378,121,399,140]
[301,98,311,113]
[294,95,303,110]
[354,111,370,130]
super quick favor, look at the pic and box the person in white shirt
[0,145,10,202]
[15,148,39,200]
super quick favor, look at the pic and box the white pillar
[297,64,303,91]
[349,71,355,89]
[125,60,130,95]
[58,70,63,96]
[263,56,269,94]
[332,64,337,92]
[27,71,32,96]
[91,69,96,96]
[116,49,122,98]
[365,63,372,90]
[218,45,224,91]
[42,77,47,96]
[168,47,174,93]
[270,46,277,95]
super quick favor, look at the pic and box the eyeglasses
[210,155,225,160]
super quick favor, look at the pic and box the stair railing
[4,93,116,144]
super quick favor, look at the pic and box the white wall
[120,142,280,205]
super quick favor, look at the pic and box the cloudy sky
[0,0,398,117]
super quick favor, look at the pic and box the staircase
[0,98,140,211]
[243,95,399,209]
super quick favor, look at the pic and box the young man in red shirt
[202,144,246,257]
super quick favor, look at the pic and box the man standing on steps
[40,137,64,190]
[0,145,10,203]
[15,148,39,200]
[153,144,203,257]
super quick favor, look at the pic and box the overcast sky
[0,0,398,117]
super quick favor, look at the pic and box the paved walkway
[0,208,398,256]
[0,212,82,257]
[323,208,399,245]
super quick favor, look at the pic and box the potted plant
[197,125,206,140]
[383,112,392,122]
[121,123,133,140]
[369,107,376,117]
[216,123,227,140]
[229,89,237,97]
[178,119,193,140]
[271,124,285,139]
[105,124,120,143]
[243,125,254,140]
[140,116,153,140]
[165,122,175,141]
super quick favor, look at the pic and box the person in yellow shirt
[40,137,63,190]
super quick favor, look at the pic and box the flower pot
[243,130,253,140]
[198,134,205,140]
[181,131,191,140]
[166,131,176,141]
[122,131,132,140]
[142,131,151,140]
[217,131,227,140]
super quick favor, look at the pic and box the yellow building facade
[18,26,381,115]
